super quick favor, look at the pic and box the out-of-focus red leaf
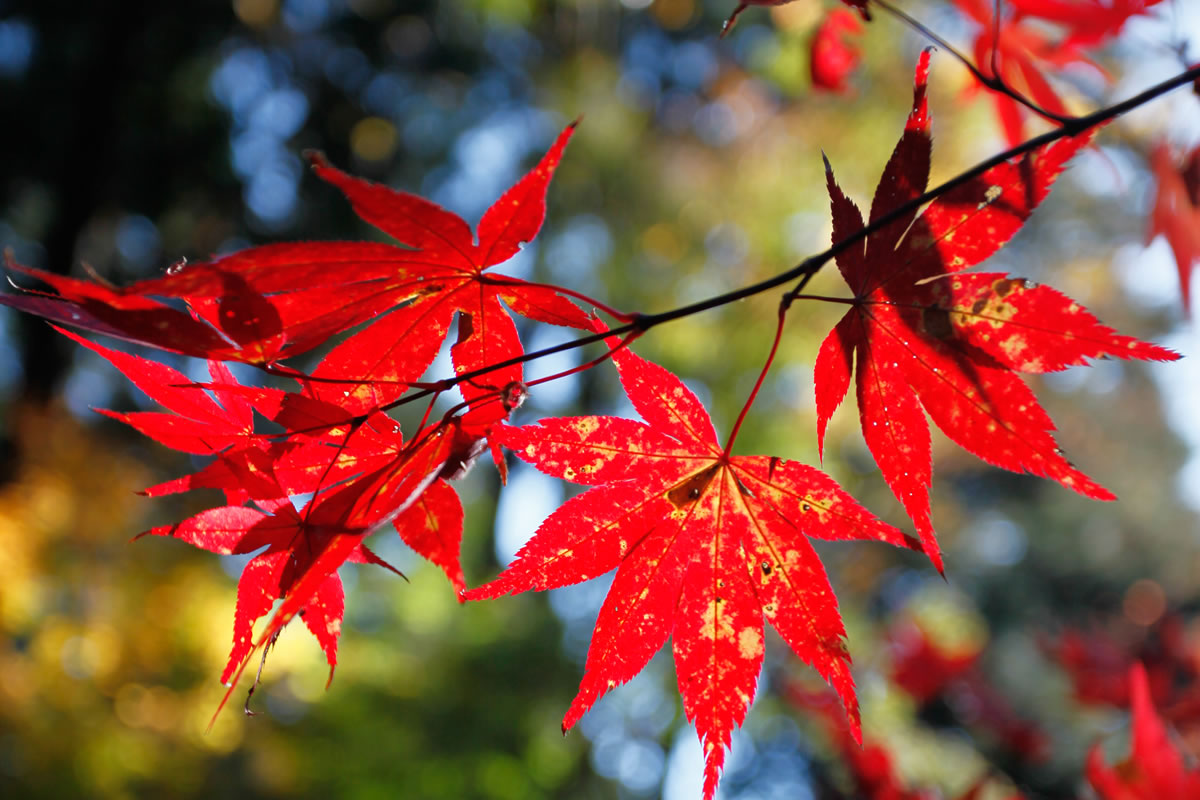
[1045,615,1200,731]
[1008,0,1164,49]
[887,621,1047,760]
[951,0,1105,146]
[811,8,864,94]
[889,620,979,704]
[1148,142,1200,310]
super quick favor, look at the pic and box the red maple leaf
[1086,662,1200,800]
[466,322,919,800]
[293,123,590,416]
[53,325,405,504]
[811,8,864,94]
[814,51,1177,570]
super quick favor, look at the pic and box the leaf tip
[460,584,496,603]
[303,149,330,171]
[919,528,945,576]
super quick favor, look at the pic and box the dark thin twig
[873,0,1075,125]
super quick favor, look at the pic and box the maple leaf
[887,619,1047,758]
[52,324,403,505]
[466,322,919,800]
[53,325,257,455]
[1086,663,1200,800]
[814,50,1177,571]
[1147,142,1200,310]
[811,8,864,94]
[299,122,589,415]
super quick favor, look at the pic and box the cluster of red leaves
[812,8,865,93]
[1046,614,1200,734]
[0,122,589,717]
[793,651,1200,800]
[951,0,1163,145]
[788,682,1026,800]
[0,44,1178,800]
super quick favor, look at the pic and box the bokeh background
[2,1,1200,798]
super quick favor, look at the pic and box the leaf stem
[428,327,640,421]
[722,300,787,457]
[523,329,638,391]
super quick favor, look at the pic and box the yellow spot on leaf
[738,627,763,660]
[700,598,735,641]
